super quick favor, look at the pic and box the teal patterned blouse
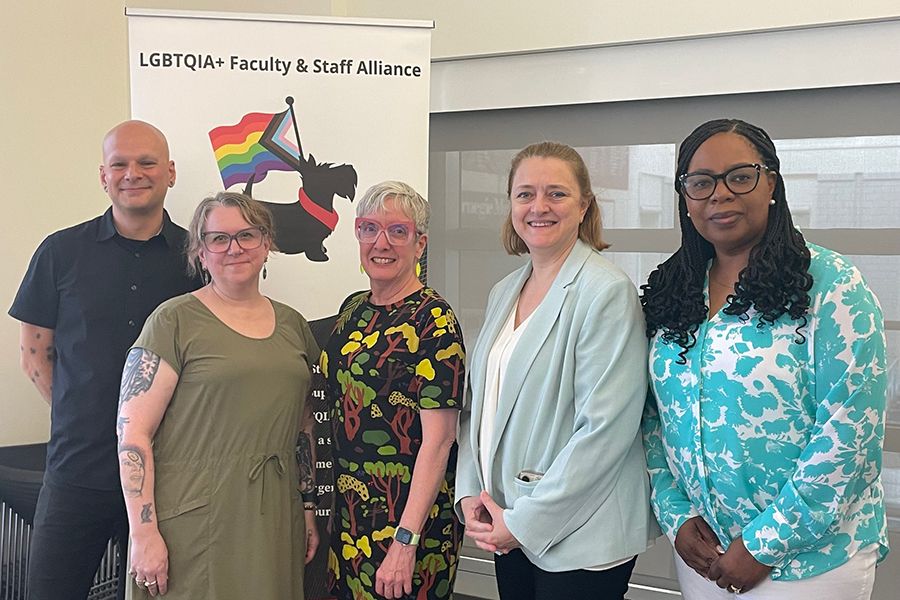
[643,243,889,581]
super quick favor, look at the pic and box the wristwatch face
[394,527,416,545]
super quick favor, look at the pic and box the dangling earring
[262,261,268,280]
[769,198,776,205]
[415,262,422,278]
[201,268,210,285]
[360,263,365,274]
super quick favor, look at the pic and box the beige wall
[0,0,331,446]
[1,0,898,445]
[347,0,900,58]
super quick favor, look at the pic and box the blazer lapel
[489,240,593,459]
[467,262,532,482]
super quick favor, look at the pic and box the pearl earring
[769,198,776,205]
[686,212,691,217]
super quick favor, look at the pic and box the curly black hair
[640,119,813,362]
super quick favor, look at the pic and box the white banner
[128,9,432,320]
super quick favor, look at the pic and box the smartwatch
[393,526,420,546]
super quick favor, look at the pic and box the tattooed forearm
[20,325,56,404]
[297,433,315,497]
[116,415,130,444]
[118,445,146,498]
[119,348,160,404]
[140,503,153,524]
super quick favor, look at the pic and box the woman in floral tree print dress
[322,181,465,600]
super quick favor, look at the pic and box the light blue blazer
[456,239,660,571]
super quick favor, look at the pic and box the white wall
[2,0,898,445]
[347,0,900,58]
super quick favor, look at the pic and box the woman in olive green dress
[116,192,319,599]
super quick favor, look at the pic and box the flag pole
[285,96,305,165]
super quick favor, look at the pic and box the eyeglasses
[354,218,420,245]
[200,227,266,253]
[679,164,772,201]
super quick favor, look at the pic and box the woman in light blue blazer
[456,142,659,600]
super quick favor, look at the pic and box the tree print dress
[322,288,465,600]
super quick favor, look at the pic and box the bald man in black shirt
[9,121,201,600]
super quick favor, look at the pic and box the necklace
[210,281,263,307]
[709,272,735,289]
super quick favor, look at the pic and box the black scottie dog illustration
[246,152,357,261]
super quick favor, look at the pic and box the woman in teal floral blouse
[321,181,464,600]
[641,119,888,598]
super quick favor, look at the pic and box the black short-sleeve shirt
[9,208,202,490]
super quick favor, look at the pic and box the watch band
[393,526,420,546]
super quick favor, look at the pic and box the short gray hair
[356,181,430,234]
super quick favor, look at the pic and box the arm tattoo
[140,503,153,524]
[120,348,160,404]
[116,415,130,444]
[296,433,315,497]
[118,444,146,498]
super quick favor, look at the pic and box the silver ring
[135,579,146,585]
[728,584,743,594]
[145,581,157,587]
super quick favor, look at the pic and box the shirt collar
[97,207,177,247]
[158,211,177,247]
[97,207,117,242]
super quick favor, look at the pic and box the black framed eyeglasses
[678,163,772,201]
[200,227,266,253]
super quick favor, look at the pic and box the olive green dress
[126,293,317,600]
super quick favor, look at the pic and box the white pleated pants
[673,544,878,600]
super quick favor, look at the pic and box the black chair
[0,444,119,600]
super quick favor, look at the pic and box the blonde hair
[501,141,608,255]
[185,191,277,277]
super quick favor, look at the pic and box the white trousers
[673,544,878,600]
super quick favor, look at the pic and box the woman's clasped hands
[676,516,771,594]
[461,491,521,554]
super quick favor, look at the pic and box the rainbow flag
[209,111,297,189]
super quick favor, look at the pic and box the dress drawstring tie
[249,454,284,514]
